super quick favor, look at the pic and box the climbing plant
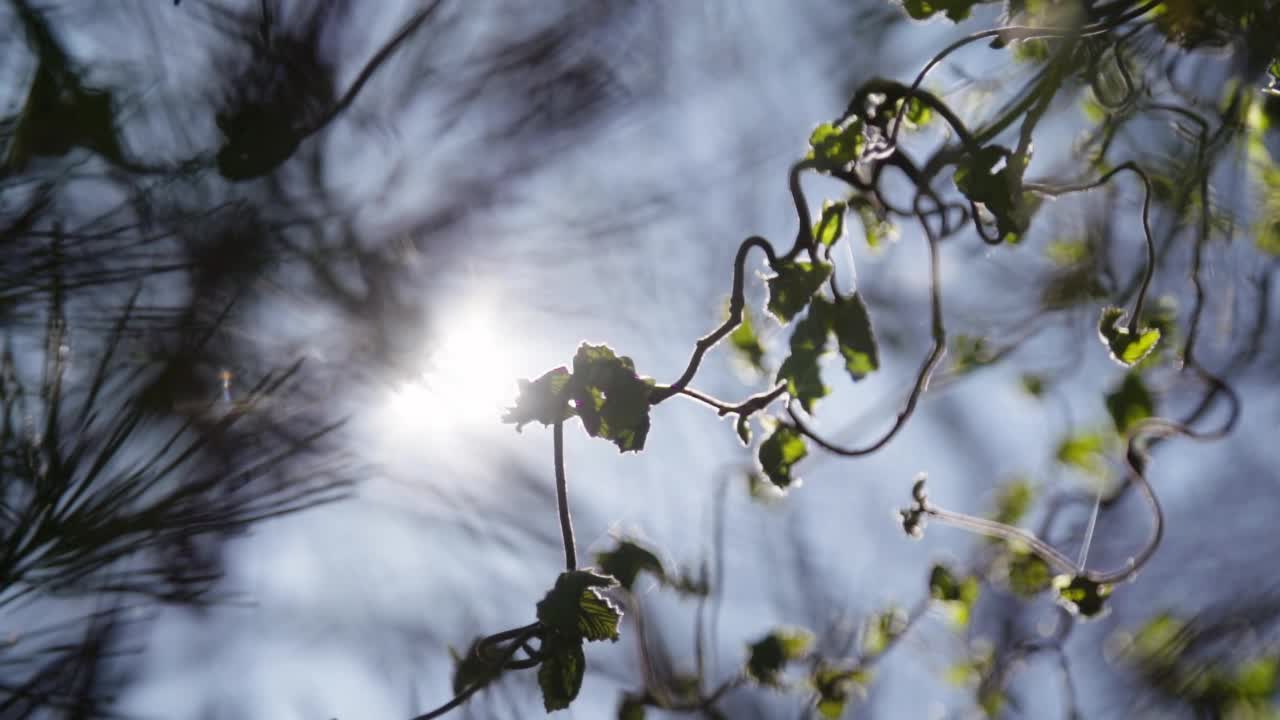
[411,1,1280,717]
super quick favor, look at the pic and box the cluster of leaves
[449,569,624,713]
[954,145,1040,244]
[504,344,655,452]
[1120,612,1280,717]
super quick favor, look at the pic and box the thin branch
[1025,161,1156,334]
[786,197,947,457]
[649,236,778,404]
[553,420,576,572]
[410,625,540,720]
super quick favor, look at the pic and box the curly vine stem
[785,189,947,457]
[885,0,1163,154]
[1025,161,1156,335]
[915,415,1230,586]
[412,623,542,720]
[649,235,779,405]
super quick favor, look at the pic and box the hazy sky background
[6,1,1278,718]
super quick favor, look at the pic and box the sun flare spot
[382,298,528,436]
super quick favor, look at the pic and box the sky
[4,1,1280,719]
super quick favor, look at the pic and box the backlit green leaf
[736,415,752,446]
[896,95,936,127]
[851,197,896,248]
[595,539,665,591]
[1046,239,1089,266]
[954,145,1038,242]
[901,0,986,21]
[1053,574,1112,618]
[830,294,879,380]
[813,663,870,718]
[503,367,574,431]
[1098,306,1162,367]
[808,121,864,167]
[929,564,980,628]
[1002,545,1052,597]
[814,201,847,247]
[538,640,585,712]
[863,607,908,657]
[536,570,623,643]
[766,261,833,323]
[1056,431,1108,478]
[571,344,654,452]
[1105,372,1154,433]
[777,303,831,413]
[729,307,767,372]
[747,627,813,686]
[991,478,1033,526]
[758,424,807,489]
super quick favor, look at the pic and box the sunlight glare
[382,298,528,437]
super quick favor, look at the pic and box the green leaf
[536,570,623,643]
[813,663,870,718]
[929,564,980,628]
[850,198,896,248]
[595,539,665,591]
[814,201,847,247]
[1020,373,1046,398]
[979,688,1005,718]
[618,696,646,720]
[896,96,934,129]
[901,0,985,22]
[729,307,767,372]
[830,294,879,380]
[1260,220,1280,256]
[766,261,833,323]
[777,303,831,413]
[991,478,1034,526]
[747,628,813,686]
[1098,306,1162,367]
[1128,612,1187,664]
[1001,545,1052,597]
[758,424,807,489]
[1056,431,1108,478]
[570,344,654,452]
[735,415,752,446]
[950,335,991,373]
[538,640,585,712]
[862,607,908,657]
[1105,372,1154,433]
[746,471,785,504]
[954,145,1038,242]
[503,367,574,431]
[1045,239,1090,266]
[808,121,864,167]
[1053,575,1112,618]
[1231,657,1277,698]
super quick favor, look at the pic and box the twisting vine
[409,0,1280,716]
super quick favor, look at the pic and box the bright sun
[382,298,527,434]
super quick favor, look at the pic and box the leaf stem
[553,420,576,572]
